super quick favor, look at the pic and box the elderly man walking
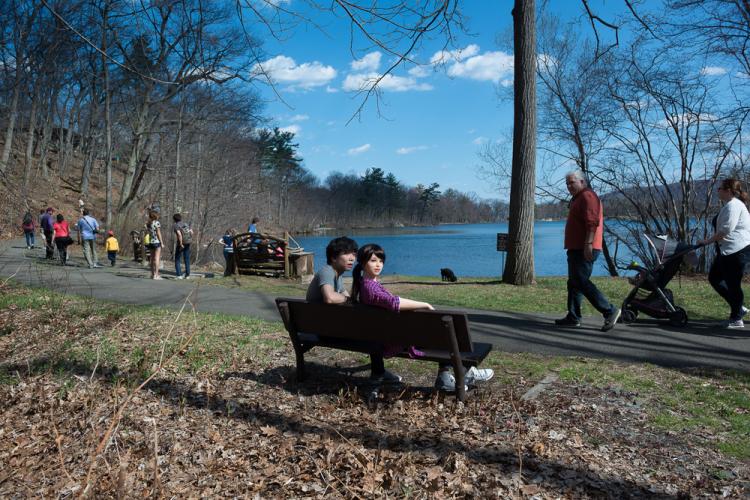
[555,171,621,331]
[77,209,102,269]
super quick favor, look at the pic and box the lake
[294,221,634,278]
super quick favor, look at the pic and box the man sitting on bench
[306,237,402,384]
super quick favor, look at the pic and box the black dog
[440,268,458,282]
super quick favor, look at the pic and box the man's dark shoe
[554,315,581,327]
[370,370,403,384]
[601,307,622,332]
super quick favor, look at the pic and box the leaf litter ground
[0,285,747,498]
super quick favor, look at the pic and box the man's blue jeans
[175,244,191,277]
[567,249,614,320]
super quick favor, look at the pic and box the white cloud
[472,136,488,145]
[700,66,727,76]
[342,72,433,92]
[351,51,382,72]
[408,66,430,78]
[254,55,336,90]
[430,44,481,65]
[326,85,339,93]
[347,144,371,155]
[289,114,309,122]
[396,145,429,155]
[279,124,301,135]
[447,51,514,83]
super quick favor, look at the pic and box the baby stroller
[621,235,702,327]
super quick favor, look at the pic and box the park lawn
[209,273,730,321]
[0,282,747,497]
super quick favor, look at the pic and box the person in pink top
[51,214,73,265]
[350,243,494,393]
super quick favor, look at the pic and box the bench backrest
[276,298,474,352]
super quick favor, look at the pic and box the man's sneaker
[601,307,622,332]
[465,366,494,385]
[175,275,184,280]
[554,315,581,327]
[434,371,468,393]
[742,306,749,318]
[726,319,745,329]
[370,370,402,384]
[93,264,103,268]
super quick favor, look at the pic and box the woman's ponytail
[350,263,363,303]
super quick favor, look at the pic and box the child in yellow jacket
[105,230,119,266]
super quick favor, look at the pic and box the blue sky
[247,1,620,199]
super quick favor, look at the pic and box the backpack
[22,212,33,230]
[177,222,193,245]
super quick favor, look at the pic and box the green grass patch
[557,361,750,460]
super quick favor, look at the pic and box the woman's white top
[717,197,750,255]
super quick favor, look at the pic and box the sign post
[496,232,509,276]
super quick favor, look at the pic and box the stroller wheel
[621,308,638,324]
[669,307,688,327]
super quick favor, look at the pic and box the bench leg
[295,349,306,382]
[455,363,466,402]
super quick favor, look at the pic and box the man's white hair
[565,170,587,183]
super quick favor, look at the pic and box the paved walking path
[1,241,748,372]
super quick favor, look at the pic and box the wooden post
[284,231,290,278]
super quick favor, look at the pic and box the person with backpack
[173,213,193,279]
[40,207,55,259]
[77,209,102,269]
[21,210,35,249]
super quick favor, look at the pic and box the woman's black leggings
[708,246,750,321]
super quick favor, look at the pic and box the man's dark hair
[82,209,89,216]
[252,216,260,224]
[326,237,358,265]
[173,213,182,222]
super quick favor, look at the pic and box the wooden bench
[275,298,493,401]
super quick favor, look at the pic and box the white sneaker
[742,306,749,318]
[175,275,184,280]
[466,366,494,384]
[726,319,744,329]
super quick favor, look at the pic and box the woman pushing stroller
[698,178,750,329]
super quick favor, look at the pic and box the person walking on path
[40,207,55,259]
[698,178,750,329]
[305,237,400,385]
[105,230,119,267]
[219,229,236,276]
[21,210,35,249]
[77,209,101,268]
[146,210,164,279]
[555,170,621,331]
[350,243,494,392]
[173,213,192,279]
[52,214,73,265]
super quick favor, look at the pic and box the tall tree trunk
[22,89,40,190]
[102,2,113,228]
[0,75,22,176]
[173,100,184,213]
[38,91,56,178]
[503,0,537,285]
[0,2,41,175]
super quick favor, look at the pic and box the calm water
[294,221,631,278]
